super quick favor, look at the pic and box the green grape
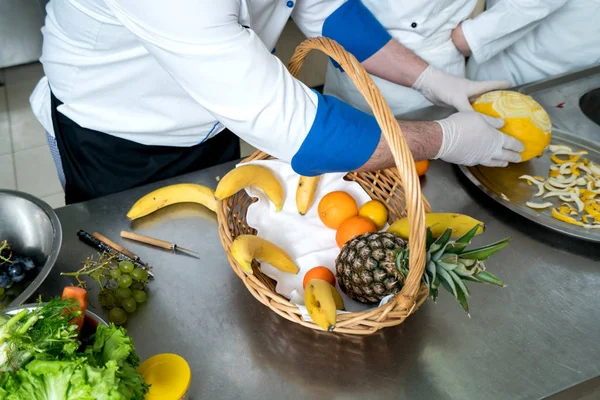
[109,308,127,325]
[131,268,149,282]
[119,260,134,273]
[122,298,137,313]
[109,269,121,279]
[118,274,133,288]
[130,282,145,291]
[115,287,132,299]
[131,289,147,303]
[98,290,117,308]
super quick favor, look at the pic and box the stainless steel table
[35,68,600,399]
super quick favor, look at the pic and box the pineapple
[335,225,509,313]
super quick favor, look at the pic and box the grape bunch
[0,240,38,296]
[64,253,152,326]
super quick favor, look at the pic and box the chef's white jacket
[30,0,394,176]
[465,0,600,85]
[323,0,477,116]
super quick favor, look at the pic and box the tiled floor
[0,20,326,209]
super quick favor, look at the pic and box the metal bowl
[0,190,63,307]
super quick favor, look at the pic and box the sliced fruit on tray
[336,225,509,315]
[127,183,217,220]
[215,164,285,211]
[387,213,485,239]
[231,235,299,275]
[304,279,345,331]
[296,175,321,215]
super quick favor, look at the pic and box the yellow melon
[472,90,552,162]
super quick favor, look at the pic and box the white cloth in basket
[242,160,395,315]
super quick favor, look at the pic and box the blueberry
[0,273,11,288]
[22,258,35,271]
[8,263,23,277]
[11,273,25,283]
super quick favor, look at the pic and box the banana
[330,284,345,311]
[296,175,321,215]
[215,165,284,211]
[387,213,485,239]
[127,183,217,220]
[231,235,299,275]
[304,279,337,331]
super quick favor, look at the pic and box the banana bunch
[127,183,217,220]
[304,279,345,331]
[387,213,485,239]
[231,235,299,275]
[215,165,284,211]
[296,176,321,215]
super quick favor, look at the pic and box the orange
[358,200,388,230]
[318,191,358,229]
[303,266,336,289]
[335,216,377,248]
[415,160,429,177]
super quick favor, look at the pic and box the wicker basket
[217,37,432,335]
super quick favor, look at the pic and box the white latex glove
[413,65,511,112]
[434,112,525,167]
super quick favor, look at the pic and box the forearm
[362,39,428,88]
[358,120,442,171]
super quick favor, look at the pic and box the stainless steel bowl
[0,189,63,307]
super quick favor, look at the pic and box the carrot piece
[62,286,88,331]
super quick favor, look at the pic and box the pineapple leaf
[426,228,434,248]
[460,237,511,260]
[448,269,470,298]
[454,282,470,316]
[456,224,482,244]
[473,270,506,287]
[431,286,439,301]
[454,265,482,282]
[429,228,452,253]
[437,260,458,271]
[422,268,431,289]
[426,260,437,287]
[431,274,440,290]
[437,268,458,299]
[445,225,482,254]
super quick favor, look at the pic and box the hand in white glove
[434,112,524,167]
[413,65,511,112]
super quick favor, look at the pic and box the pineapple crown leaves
[395,224,510,316]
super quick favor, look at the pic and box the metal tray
[459,129,600,243]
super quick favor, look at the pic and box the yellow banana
[330,285,345,311]
[127,183,217,220]
[304,279,337,331]
[231,235,299,275]
[215,165,285,211]
[296,175,321,215]
[387,213,485,239]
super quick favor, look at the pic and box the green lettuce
[0,302,148,400]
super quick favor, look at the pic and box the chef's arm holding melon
[452,0,600,85]
[32,0,523,204]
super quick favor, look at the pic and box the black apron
[50,92,240,204]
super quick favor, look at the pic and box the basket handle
[287,37,427,305]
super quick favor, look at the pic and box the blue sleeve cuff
[323,0,392,63]
[291,91,381,176]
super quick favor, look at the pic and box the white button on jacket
[464,0,600,85]
[31,0,391,176]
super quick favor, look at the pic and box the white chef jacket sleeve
[103,0,381,176]
[293,0,393,62]
[461,0,569,64]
